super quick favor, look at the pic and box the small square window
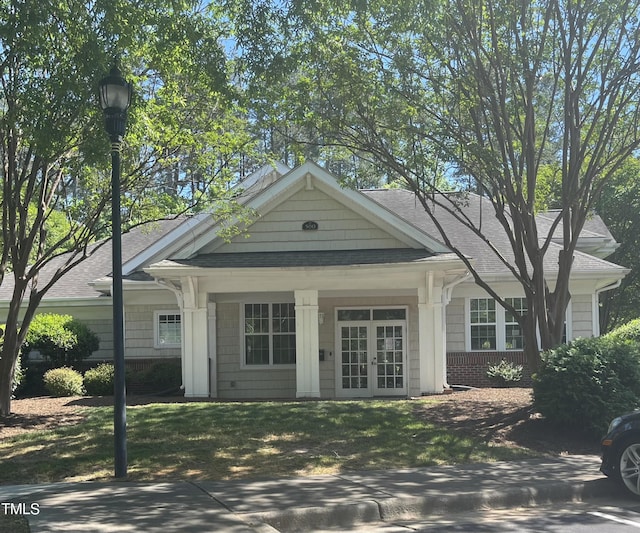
[156,312,181,348]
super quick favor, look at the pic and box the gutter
[593,278,623,337]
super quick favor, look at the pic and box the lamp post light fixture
[99,64,132,479]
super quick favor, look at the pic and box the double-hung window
[504,297,527,350]
[244,303,296,366]
[468,297,532,351]
[469,298,497,350]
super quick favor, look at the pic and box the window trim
[468,297,497,351]
[154,310,182,349]
[465,297,572,351]
[240,302,297,369]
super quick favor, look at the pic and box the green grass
[0,515,29,533]
[0,399,537,484]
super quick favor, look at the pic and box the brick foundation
[446,351,532,388]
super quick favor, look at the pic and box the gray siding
[445,298,466,352]
[125,304,181,359]
[571,294,594,339]
[210,187,407,253]
[214,295,419,398]
[215,302,297,399]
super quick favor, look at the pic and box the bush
[533,336,640,436]
[84,363,114,396]
[24,314,99,367]
[143,361,181,393]
[487,359,523,387]
[605,318,640,344]
[43,367,85,397]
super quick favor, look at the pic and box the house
[0,161,627,397]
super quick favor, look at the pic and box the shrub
[605,318,640,344]
[43,367,85,397]
[84,363,114,396]
[487,359,523,387]
[24,314,99,367]
[143,361,181,393]
[533,336,640,436]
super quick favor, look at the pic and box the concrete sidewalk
[0,455,626,532]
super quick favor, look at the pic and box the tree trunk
[0,345,16,416]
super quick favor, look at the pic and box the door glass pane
[375,325,403,389]
[373,309,406,320]
[338,309,371,321]
[340,326,368,389]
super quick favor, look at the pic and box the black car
[601,410,640,496]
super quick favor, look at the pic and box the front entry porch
[148,261,467,400]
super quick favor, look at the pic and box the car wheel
[619,442,640,496]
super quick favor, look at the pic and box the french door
[337,317,406,397]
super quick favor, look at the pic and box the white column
[418,274,446,394]
[208,301,217,398]
[182,277,209,398]
[295,289,321,398]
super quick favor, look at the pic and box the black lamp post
[99,64,132,478]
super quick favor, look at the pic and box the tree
[231,0,640,371]
[597,158,640,331]
[0,1,250,415]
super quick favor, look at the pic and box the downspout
[154,278,186,391]
[593,279,623,337]
[441,271,472,389]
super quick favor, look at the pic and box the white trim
[173,161,451,258]
[465,296,573,351]
[465,297,498,351]
[239,301,297,370]
[334,305,409,398]
[154,310,182,349]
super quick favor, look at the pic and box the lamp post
[99,64,132,478]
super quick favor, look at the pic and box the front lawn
[0,399,536,484]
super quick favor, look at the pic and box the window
[155,312,181,348]
[244,303,296,366]
[470,298,496,350]
[504,297,527,350]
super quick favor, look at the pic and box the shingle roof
[362,189,625,276]
[0,217,186,301]
[0,171,626,304]
[158,248,442,269]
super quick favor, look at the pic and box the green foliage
[143,361,182,392]
[12,356,24,396]
[533,337,640,435]
[24,314,99,367]
[605,318,640,344]
[84,364,114,396]
[597,158,640,330]
[486,359,523,387]
[0,0,255,413]
[231,0,640,369]
[0,324,23,396]
[43,367,85,397]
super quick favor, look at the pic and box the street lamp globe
[99,66,132,142]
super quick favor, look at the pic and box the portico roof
[153,248,444,269]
